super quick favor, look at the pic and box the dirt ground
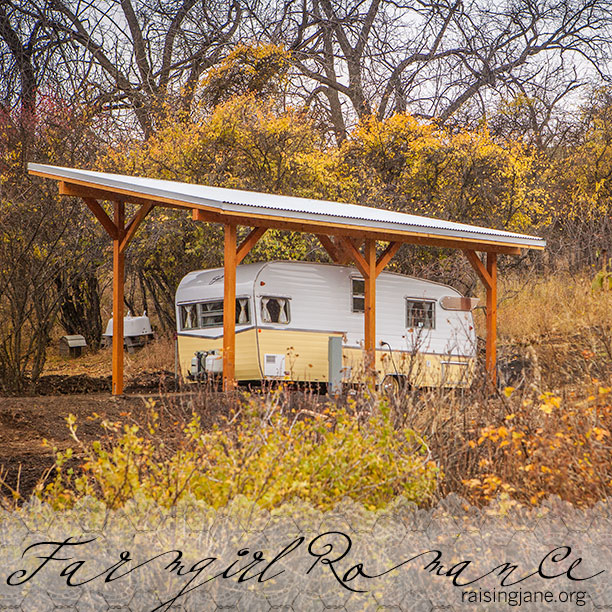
[0,368,190,501]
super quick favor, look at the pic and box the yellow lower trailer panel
[178,328,473,387]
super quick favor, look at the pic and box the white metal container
[104,312,153,337]
[205,353,223,374]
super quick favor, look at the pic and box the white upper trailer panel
[28,163,545,250]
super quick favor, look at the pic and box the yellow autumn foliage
[338,114,551,231]
[39,394,439,511]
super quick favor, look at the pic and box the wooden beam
[364,239,377,370]
[112,202,125,396]
[375,241,401,277]
[486,252,498,384]
[212,214,525,255]
[60,181,190,212]
[223,223,237,390]
[464,249,493,289]
[192,207,227,224]
[236,226,266,264]
[82,197,118,240]
[338,236,369,278]
[119,203,154,254]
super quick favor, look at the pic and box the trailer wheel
[382,375,401,396]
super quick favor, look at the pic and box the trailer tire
[382,375,405,396]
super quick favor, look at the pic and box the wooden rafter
[177,206,521,256]
[61,181,185,211]
[192,207,235,225]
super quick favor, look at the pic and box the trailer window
[261,297,290,324]
[179,298,250,330]
[352,278,365,312]
[200,300,224,327]
[406,300,435,330]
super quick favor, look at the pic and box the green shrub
[39,393,439,511]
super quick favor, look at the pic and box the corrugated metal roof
[28,163,545,249]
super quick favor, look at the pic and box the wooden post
[486,252,497,383]
[364,239,377,371]
[464,249,498,384]
[112,202,125,395]
[223,223,237,389]
[337,237,402,377]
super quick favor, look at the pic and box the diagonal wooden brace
[237,227,266,264]
[120,203,154,254]
[464,249,493,289]
[338,236,369,278]
[83,197,118,240]
[375,241,401,277]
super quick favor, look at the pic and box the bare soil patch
[0,393,154,500]
[0,369,191,502]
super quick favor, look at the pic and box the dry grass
[43,335,176,379]
[465,271,612,390]
[123,335,176,375]
[481,271,612,341]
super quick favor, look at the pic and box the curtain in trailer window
[237,298,249,324]
[181,304,197,329]
[261,297,289,323]
[200,300,224,327]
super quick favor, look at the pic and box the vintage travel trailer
[175,261,478,389]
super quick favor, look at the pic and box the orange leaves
[588,426,610,442]
[477,425,509,445]
[461,475,515,499]
[464,384,612,507]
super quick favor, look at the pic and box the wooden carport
[28,164,545,394]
